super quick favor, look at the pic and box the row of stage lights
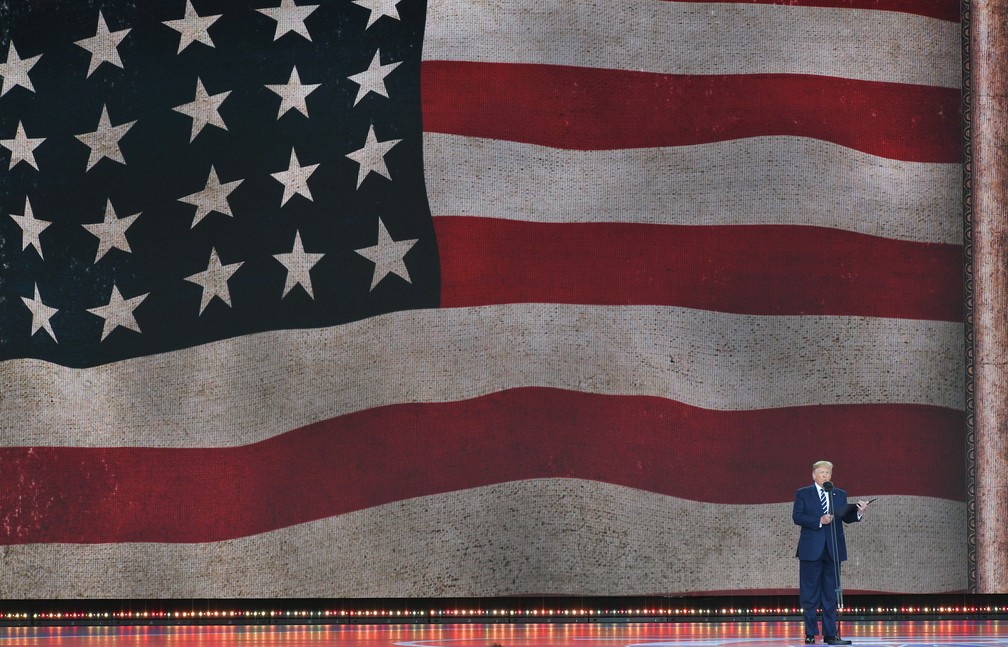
[2,606,1008,623]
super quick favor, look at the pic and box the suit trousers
[799,546,839,637]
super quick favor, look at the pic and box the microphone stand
[825,484,852,645]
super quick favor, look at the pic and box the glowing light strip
[2,605,1008,623]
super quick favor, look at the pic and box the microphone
[823,481,834,492]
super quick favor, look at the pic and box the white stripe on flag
[423,0,961,87]
[0,480,966,598]
[423,134,962,245]
[1,305,963,447]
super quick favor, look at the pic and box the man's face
[813,466,832,486]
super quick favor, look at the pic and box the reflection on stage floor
[0,621,1005,647]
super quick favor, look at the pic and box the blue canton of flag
[0,0,437,368]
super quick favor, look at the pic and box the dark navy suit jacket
[792,485,860,561]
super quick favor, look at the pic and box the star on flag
[162,0,222,53]
[271,148,320,205]
[75,105,137,171]
[274,231,326,299]
[256,0,320,41]
[21,284,60,341]
[82,199,140,263]
[7,197,51,259]
[179,166,244,228]
[1,121,46,171]
[173,78,231,142]
[87,284,148,341]
[0,42,41,96]
[265,66,322,118]
[347,50,401,106]
[73,11,131,77]
[345,124,401,189]
[185,248,244,314]
[352,0,403,28]
[354,217,417,290]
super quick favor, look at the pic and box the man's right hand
[820,514,833,524]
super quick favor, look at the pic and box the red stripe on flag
[434,218,964,321]
[0,388,963,544]
[664,0,958,22]
[420,62,961,163]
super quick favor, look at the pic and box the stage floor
[0,621,1004,647]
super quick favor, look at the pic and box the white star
[354,218,417,290]
[83,199,139,263]
[274,231,325,299]
[87,283,148,341]
[162,0,222,54]
[256,0,320,41]
[0,42,42,96]
[75,105,136,171]
[352,0,402,28]
[179,166,243,228]
[8,197,50,259]
[173,78,230,142]
[21,283,59,341]
[265,66,321,119]
[345,124,400,189]
[271,148,319,205]
[74,11,131,77]
[347,50,400,106]
[1,121,46,171]
[185,247,243,314]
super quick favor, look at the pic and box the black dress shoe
[824,637,852,645]
[805,637,815,644]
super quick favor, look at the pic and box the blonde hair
[812,460,833,471]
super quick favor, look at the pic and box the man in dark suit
[793,460,870,645]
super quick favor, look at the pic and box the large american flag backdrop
[0,0,963,597]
